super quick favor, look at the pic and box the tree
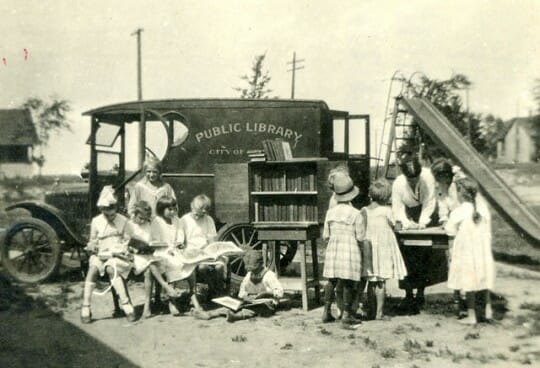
[398,74,489,159]
[21,97,72,175]
[235,54,273,99]
[478,114,505,159]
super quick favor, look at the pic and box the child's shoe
[80,305,92,324]
[321,304,336,323]
[122,302,136,322]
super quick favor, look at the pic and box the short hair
[327,165,349,189]
[144,158,163,173]
[155,196,177,218]
[369,179,392,204]
[133,200,152,221]
[191,194,211,211]
[397,151,422,178]
[431,158,453,185]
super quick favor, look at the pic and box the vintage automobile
[1,99,370,284]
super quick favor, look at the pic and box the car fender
[5,200,85,247]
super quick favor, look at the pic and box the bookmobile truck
[1,99,371,287]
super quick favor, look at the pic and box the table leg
[299,241,308,311]
[310,238,321,305]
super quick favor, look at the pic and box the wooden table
[396,227,450,249]
[395,227,450,288]
[253,222,321,311]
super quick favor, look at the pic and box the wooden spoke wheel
[217,223,297,285]
[1,218,62,283]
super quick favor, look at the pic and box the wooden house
[496,115,540,163]
[0,109,38,178]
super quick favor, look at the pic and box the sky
[1,0,539,175]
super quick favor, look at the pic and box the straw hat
[332,173,359,202]
[97,185,117,207]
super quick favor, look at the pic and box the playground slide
[400,97,540,245]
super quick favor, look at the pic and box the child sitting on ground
[151,196,202,315]
[81,186,135,324]
[128,200,182,318]
[192,250,284,322]
[179,194,226,299]
[362,179,408,320]
[445,177,495,325]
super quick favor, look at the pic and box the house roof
[0,109,39,146]
[496,115,540,141]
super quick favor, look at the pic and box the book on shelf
[211,296,275,312]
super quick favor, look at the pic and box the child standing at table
[445,177,495,325]
[321,173,365,327]
[362,179,407,320]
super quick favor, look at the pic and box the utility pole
[287,52,304,99]
[132,28,145,167]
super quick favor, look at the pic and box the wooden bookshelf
[214,159,349,225]
[249,159,331,224]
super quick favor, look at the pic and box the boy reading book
[192,250,284,322]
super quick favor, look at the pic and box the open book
[211,296,275,312]
[174,241,244,265]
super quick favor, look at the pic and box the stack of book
[262,139,293,161]
[247,149,266,162]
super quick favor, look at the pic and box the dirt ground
[1,262,539,368]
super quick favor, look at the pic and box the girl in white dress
[363,179,407,320]
[151,196,201,315]
[128,201,182,318]
[81,186,135,323]
[445,177,495,325]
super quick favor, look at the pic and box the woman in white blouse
[391,152,445,313]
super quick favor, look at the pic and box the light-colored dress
[179,213,217,251]
[322,203,365,281]
[150,216,196,282]
[445,199,495,292]
[88,214,133,279]
[362,206,407,281]
[128,178,176,216]
[392,168,437,228]
[238,270,284,299]
[127,221,156,275]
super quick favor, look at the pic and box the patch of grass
[380,348,396,359]
[509,345,520,352]
[403,338,422,352]
[231,335,247,342]
[464,332,480,340]
[362,336,377,349]
[393,325,406,335]
[520,303,540,312]
[425,340,434,348]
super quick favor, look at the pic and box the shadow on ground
[0,272,138,368]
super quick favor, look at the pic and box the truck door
[328,111,371,207]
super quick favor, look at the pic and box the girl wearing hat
[321,172,365,327]
[128,157,176,217]
[81,186,135,323]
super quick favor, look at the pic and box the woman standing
[391,152,445,312]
